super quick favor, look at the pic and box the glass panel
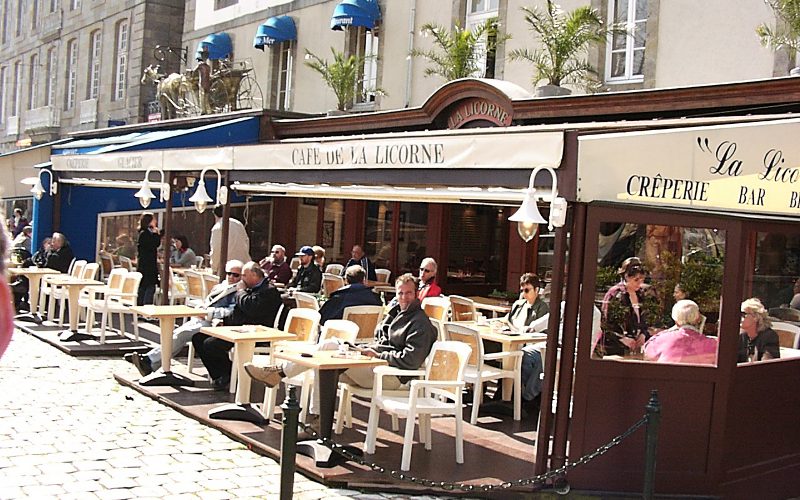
[365,201,393,269]
[447,205,506,286]
[322,199,346,264]
[633,21,647,48]
[295,198,318,250]
[593,221,724,367]
[739,230,800,364]
[396,202,428,276]
[610,52,626,78]
[614,0,628,24]
[635,0,648,21]
[612,32,627,51]
[632,48,645,75]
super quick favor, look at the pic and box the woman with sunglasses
[738,298,780,362]
[598,257,650,357]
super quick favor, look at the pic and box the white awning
[0,140,66,198]
[577,117,800,218]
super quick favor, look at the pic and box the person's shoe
[212,375,231,391]
[244,363,285,388]
[130,352,153,377]
[123,353,135,364]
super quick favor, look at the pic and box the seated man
[192,262,282,389]
[288,245,322,293]
[341,244,377,282]
[124,260,244,376]
[245,274,437,411]
[417,257,442,300]
[318,264,382,325]
[46,232,75,273]
[259,244,292,285]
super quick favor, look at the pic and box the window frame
[65,39,77,110]
[0,66,6,123]
[12,61,20,116]
[465,0,499,78]
[16,0,24,37]
[28,54,38,110]
[347,26,380,105]
[271,40,294,111]
[113,19,129,101]
[31,0,39,30]
[88,29,101,99]
[45,47,56,107]
[605,0,647,83]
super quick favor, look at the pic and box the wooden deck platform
[14,317,155,356]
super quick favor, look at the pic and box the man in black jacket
[288,245,322,293]
[192,262,281,390]
[318,265,381,325]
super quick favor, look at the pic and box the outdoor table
[475,323,547,400]
[273,349,386,467]
[7,267,61,322]
[42,276,103,341]
[129,304,208,386]
[467,296,512,318]
[199,325,296,423]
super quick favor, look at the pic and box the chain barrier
[272,413,650,493]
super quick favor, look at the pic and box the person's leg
[520,345,543,401]
[147,319,205,371]
[339,367,402,390]
[137,282,155,306]
[201,336,234,381]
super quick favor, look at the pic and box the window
[447,204,506,287]
[12,61,20,116]
[28,54,38,110]
[49,0,57,12]
[348,26,379,104]
[65,39,77,110]
[16,0,24,37]
[365,201,428,273]
[466,0,499,78]
[45,47,56,106]
[271,41,293,110]
[31,0,38,30]
[114,20,128,101]
[70,0,79,10]
[2,0,9,44]
[0,67,6,123]
[88,30,101,99]
[214,0,237,9]
[322,200,346,264]
[606,0,647,82]
[592,221,724,366]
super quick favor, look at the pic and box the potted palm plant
[304,48,383,112]
[509,0,619,96]
[756,0,800,76]
[411,19,510,81]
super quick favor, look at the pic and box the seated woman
[169,235,197,268]
[597,257,650,357]
[738,298,780,362]
[643,300,717,365]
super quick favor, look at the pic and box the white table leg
[234,341,255,404]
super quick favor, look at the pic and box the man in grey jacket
[245,273,436,391]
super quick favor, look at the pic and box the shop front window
[295,198,318,249]
[322,199,346,265]
[365,200,393,268]
[592,221,724,367]
[364,201,428,275]
[446,204,506,287]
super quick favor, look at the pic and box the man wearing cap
[289,245,322,293]
[125,260,244,376]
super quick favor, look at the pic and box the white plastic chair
[375,268,391,283]
[444,322,523,424]
[772,321,800,349]
[46,259,86,323]
[421,296,450,322]
[85,272,143,343]
[364,340,472,471]
[168,268,188,305]
[294,291,320,311]
[118,255,135,271]
[342,305,384,343]
[449,295,477,322]
[325,263,344,275]
[80,268,127,327]
[183,270,206,308]
[56,262,99,326]
[322,273,345,296]
[38,257,77,317]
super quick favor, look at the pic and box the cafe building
[37,76,800,496]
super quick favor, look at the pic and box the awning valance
[0,139,67,198]
[195,32,233,61]
[330,0,380,31]
[253,16,297,50]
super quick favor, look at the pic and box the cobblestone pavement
[0,330,458,500]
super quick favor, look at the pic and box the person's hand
[360,348,379,358]
[620,336,637,349]
[635,333,646,348]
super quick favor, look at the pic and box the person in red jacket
[417,257,442,300]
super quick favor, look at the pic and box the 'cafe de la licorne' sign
[576,118,800,218]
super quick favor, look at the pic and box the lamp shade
[509,189,547,243]
[189,180,213,214]
[31,179,45,201]
[134,180,155,209]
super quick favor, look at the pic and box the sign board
[577,118,800,218]
[51,147,234,172]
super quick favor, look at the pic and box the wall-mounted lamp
[189,167,227,214]
[31,169,57,201]
[508,166,568,242]
[134,168,170,209]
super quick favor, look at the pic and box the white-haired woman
[738,298,780,362]
[643,300,717,365]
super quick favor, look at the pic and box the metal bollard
[643,389,661,500]
[279,386,301,500]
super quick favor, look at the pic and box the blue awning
[253,16,297,50]
[195,32,233,61]
[51,117,260,156]
[330,0,380,31]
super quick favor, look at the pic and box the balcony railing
[79,99,97,125]
[24,106,60,131]
[6,116,19,136]
[40,11,62,40]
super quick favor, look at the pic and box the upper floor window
[49,0,58,13]
[466,0,499,78]
[215,0,237,9]
[16,0,24,37]
[11,61,20,116]
[606,0,647,82]
[28,54,38,109]
[348,26,379,105]
[114,20,129,101]
[70,0,79,10]
[2,0,10,43]
[65,39,77,110]
[271,41,294,111]
[46,47,56,106]
[88,30,101,99]
[31,0,39,30]
[0,67,6,123]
